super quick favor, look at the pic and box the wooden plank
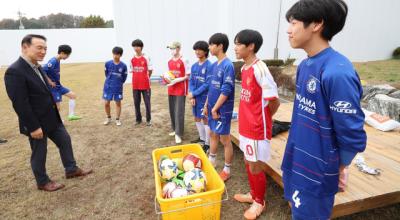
[230,102,400,218]
[331,192,400,218]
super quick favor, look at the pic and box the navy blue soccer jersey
[103,60,128,95]
[189,59,212,104]
[42,57,61,86]
[206,58,235,135]
[281,47,367,197]
[206,58,235,114]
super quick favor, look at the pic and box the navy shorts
[51,85,70,103]
[192,101,206,119]
[103,92,123,101]
[207,107,232,135]
[284,184,335,220]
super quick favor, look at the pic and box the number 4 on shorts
[292,190,302,208]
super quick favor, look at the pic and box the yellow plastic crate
[152,144,227,220]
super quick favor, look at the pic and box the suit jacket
[4,57,62,136]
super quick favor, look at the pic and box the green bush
[284,58,296,66]
[233,59,285,81]
[263,59,284,67]
[233,61,244,81]
[393,47,400,59]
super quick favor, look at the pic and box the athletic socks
[250,168,267,205]
[69,99,76,116]
[204,124,210,145]
[223,163,231,174]
[195,122,206,142]
[246,163,256,200]
[208,153,217,166]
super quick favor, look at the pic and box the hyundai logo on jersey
[334,101,352,108]
[330,101,357,114]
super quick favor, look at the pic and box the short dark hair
[112,46,123,56]
[21,34,46,46]
[193,41,209,57]
[58,45,72,55]
[286,0,348,41]
[234,29,263,53]
[209,33,229,53]
[131,39,144,48]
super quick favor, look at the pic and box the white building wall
[0,28,116,67]
[113,0,400,75]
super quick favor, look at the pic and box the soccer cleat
[175,135,182,144]
[190,137,204,144]
[168,131,176,136]
[234,192,254,204]
[135,121,142,125]
[103,118,111,125]
[219,170,231,182]
[243,201,265,220]
[202,144,210,154]
[115,120,122,126]
[68,115,82,121]
[146,121,152,126]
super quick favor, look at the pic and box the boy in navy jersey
[42,45,81,121]
[203,33,235,182]
[282,1,367,219]
[103,47,128,126]
[188,41,212,153]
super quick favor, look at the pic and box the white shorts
[239,135,271,163]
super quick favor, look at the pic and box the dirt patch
[0,63,399,220]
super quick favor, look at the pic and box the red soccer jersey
[239,60,278,140]
[167,57,189,96]
[131,56,150,90]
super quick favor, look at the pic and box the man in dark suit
[4,34,92,192]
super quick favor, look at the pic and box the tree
[0,19,18,29]
[47,13,75,28]
[38,16,50,29]
[80,15,106,28]
[0,14,111,29]
[73,16,85,28]
[22,18,46,29]
[105,20,114,28]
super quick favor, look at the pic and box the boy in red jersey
[131,39,153,126]
[165,41,191,144]
[233,29,280,220]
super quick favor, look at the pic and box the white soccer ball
[162,182,177,199]
[162,71,175,84]
[170,187,188,198]
[159,158,179,181]
[182,153,202,172]
[183,168,207,194]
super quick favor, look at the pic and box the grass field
[0,62,399,219]
[354,59,400,88]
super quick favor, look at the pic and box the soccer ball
[172,157,183,171]
[170,187,188,198]
[159,158,179,181]
[162,71,175,84]
[183,168,207,194]
[162,182,177,199]
[182,153,202,172]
